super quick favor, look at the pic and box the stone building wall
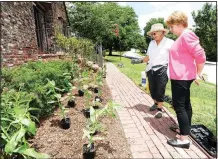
[53,2,68,35]
[1,2,69,67]
[1,2,38,66]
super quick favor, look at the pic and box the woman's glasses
[151,31,161,36]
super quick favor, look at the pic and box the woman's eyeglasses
[151,31,161,36]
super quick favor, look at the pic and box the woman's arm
[182,32,206,65]
[143,56,149,63]
[196,63,204,76]
[131,56,149,64]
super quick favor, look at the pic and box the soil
[29,79,132,158]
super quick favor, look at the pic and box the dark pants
[147,66,168,102]
[171,79,194,135]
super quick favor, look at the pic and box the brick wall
[1,2,69,67]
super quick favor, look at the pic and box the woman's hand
[194,74,205,85]
[194,79,200,85]
[131,58,143,64]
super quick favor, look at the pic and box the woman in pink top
[165,11,206,149]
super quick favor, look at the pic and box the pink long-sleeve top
[169,29,206,80]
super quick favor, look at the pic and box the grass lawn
[104,52,216,136]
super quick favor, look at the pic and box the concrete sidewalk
[105,62,210,158]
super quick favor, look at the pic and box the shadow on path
[129,104,177,139]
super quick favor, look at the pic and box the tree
[134,34,147,51]
[67,2,142,56]
[143,18,177,49]
[192,3,217,61]
[67,2,105,42]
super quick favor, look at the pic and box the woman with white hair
[132,23,174,118]
[166,11,206,149]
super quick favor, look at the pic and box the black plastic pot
[93,88,98,93]
[93,106,99,109]
[83,143,95,159]
[0,143,4,155]
[11,154,23,159]
[190,124,217,157]
[60,117,71,129]
[83,109,90,118]
[91,131,98,136]
[78,90,84,96]
[68,100,75,107]
[94,96,102,102]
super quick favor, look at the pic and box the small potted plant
[96,72,103,89]
[67,92,76,107]
[55,94,70,129]
[82,131,96,159]
[88,107,105,134]
[62,72,73,94]
[102,100,122,118]
[78,77,89,96]
[93,85,98,94]
[60,105,70,129]
[78,90,84,96]
[82,107,104,159]
[94,88,102,103]
[83,90,93,118]
[94,96,102,102]
[92,100,103,109]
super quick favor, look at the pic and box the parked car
[140,50,147,53]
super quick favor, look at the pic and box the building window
[34,5,48,52]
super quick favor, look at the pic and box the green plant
[97,88,102,97]
[83,107,104,148]
[92,100,103,108]
[45,79,62,103]
[2,60,74,118]
[96,71,103,87]
[102,64,107,77]
[67,92,75,102]
[77,69,91,91]
[1,89,49,158]
[83,101,122,148]
[102,100,122,118]
[54,94,69,119]
[70,62,80,79]
[89,107,105,133]
[55,33,95,61]
[84,90,93,109]
[62,72,73,93]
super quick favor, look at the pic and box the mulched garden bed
[29,79,132,158]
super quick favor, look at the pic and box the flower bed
[29,79,132,158]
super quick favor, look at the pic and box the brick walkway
[105,63,211,159]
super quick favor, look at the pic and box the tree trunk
[98,43,103,67]
[108,46,113,56]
